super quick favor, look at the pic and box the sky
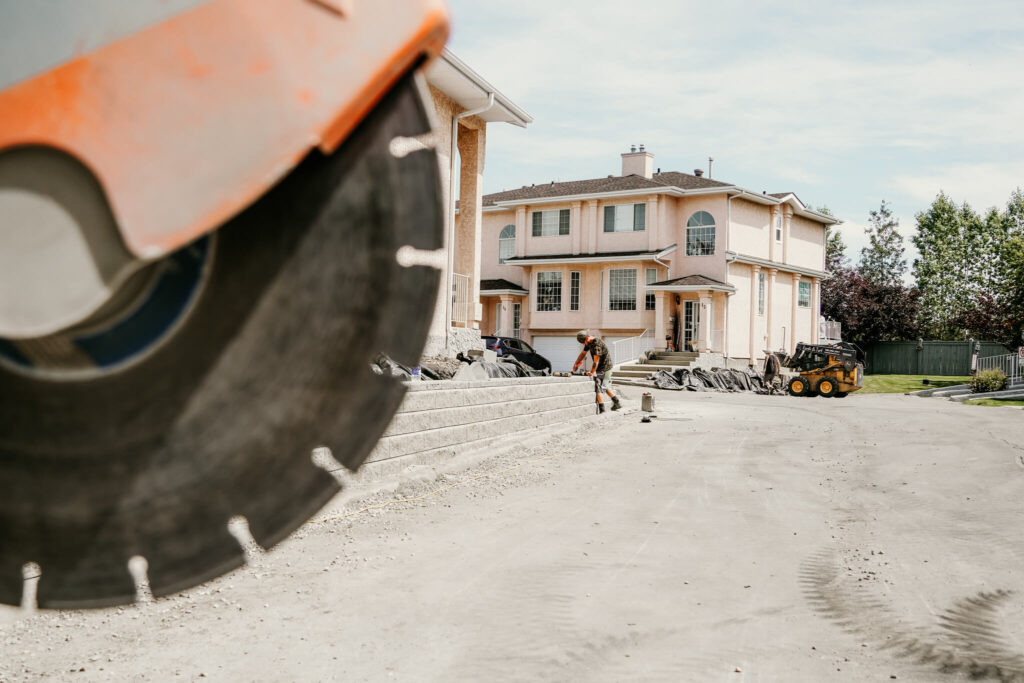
[443,0,1024,274]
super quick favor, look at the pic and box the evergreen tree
[913,192,971,338]
[859,200,905,286]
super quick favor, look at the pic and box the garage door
[531,335,582,373]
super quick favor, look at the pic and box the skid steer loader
[780,342,865,398]
[1,0,449,608]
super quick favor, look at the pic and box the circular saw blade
[0,72,443,609]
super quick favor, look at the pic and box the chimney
[621,144,654,179]
[694,168,704,177]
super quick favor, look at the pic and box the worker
[573,331,622,413]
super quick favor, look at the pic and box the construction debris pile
[647,366,780,394]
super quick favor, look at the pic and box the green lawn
[860,374,971,394]
[964,398,1024,407]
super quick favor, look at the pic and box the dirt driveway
[2,391,1023,681]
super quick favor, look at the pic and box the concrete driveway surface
[2,391,1023,682]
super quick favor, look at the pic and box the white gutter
[445,93,495,347]
[653,243,676,270]
[725,251,827,279]
[647,283,736,294]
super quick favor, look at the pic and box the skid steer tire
[835,392,849,398]
[817,379,838,398]
[787,376,808,397]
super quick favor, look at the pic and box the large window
[536,271,562,311]
[570,271,581,311]
[758,272,766,315]
[645,268,657,310]
[608,268,637,311]
[798,280,811,308]
[686,211,716,255]
[532,209,570,237]
[603,203,646,232]
[513,302,521,333]
[498,224,515,264]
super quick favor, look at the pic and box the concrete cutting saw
[0,0,449,608]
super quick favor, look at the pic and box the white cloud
[893,162,1024,213]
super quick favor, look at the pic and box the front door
[683,300,700,351]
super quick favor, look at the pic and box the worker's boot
[611,396,622,411]
[598,402,606,414]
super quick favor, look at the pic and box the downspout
[446,92,495,349]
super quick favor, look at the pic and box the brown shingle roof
[480,278,527,292]
[504,248,669,263]
[651,274,730,287]
[482,171,731,206]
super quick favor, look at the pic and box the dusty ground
[2,391,1024,682]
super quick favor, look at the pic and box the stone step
[365,376,598,464]
[369,402,597,463]
[387,392,593,436]
[619,362,689,372]
[651,352,698,360]
[400,376,590,412]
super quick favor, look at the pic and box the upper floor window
[758,272,766,315]
[608,268,637,311]
[798,280,811,308]
[532,209,570,237]
[498,224,515,264]
[775,215,783,242]
[645,268,657,310]
[536,271,562,311]
[603,203,646,232]
[686,211,716,255]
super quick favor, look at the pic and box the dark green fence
[864,341,1011,376]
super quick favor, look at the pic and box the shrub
[970,368,1008,393]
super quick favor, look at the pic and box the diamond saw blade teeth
[0,71,443,609]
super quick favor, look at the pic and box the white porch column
[768,206,778,262]
[499,294,515,336]
[514,205,527,257]
[570,201,582,255]
[749,264,760,363]
[790,273,801,354]
[766,268,777,351]
[654,291,667,351]
[647,194,659,251]
[782,206,794,265]
[699,293,713,353]
[584,199,598,253]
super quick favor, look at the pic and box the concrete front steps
[613,351,699,386]
[364,376,598,471]
[912,376,1023,399]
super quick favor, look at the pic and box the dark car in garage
[482,336,552,373]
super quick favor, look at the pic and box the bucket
[641,392,654,412]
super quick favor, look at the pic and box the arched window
[685,211,716,256]
[498,224,515,264]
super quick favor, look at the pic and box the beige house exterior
[478,147,838,371]
[415,50,531,356]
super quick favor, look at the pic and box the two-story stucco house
[478,146,838,371]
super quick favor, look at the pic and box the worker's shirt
[584,338,612,372]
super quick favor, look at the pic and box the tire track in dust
[801,549,1024,681]
[442,558,682,681]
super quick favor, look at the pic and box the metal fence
[978,352,1022,379]
[865,341,1012,376]
[612,329,653,365]
[820,320,841,342]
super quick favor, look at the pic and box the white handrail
[612,329,653,365]
[978,352,1021,379]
